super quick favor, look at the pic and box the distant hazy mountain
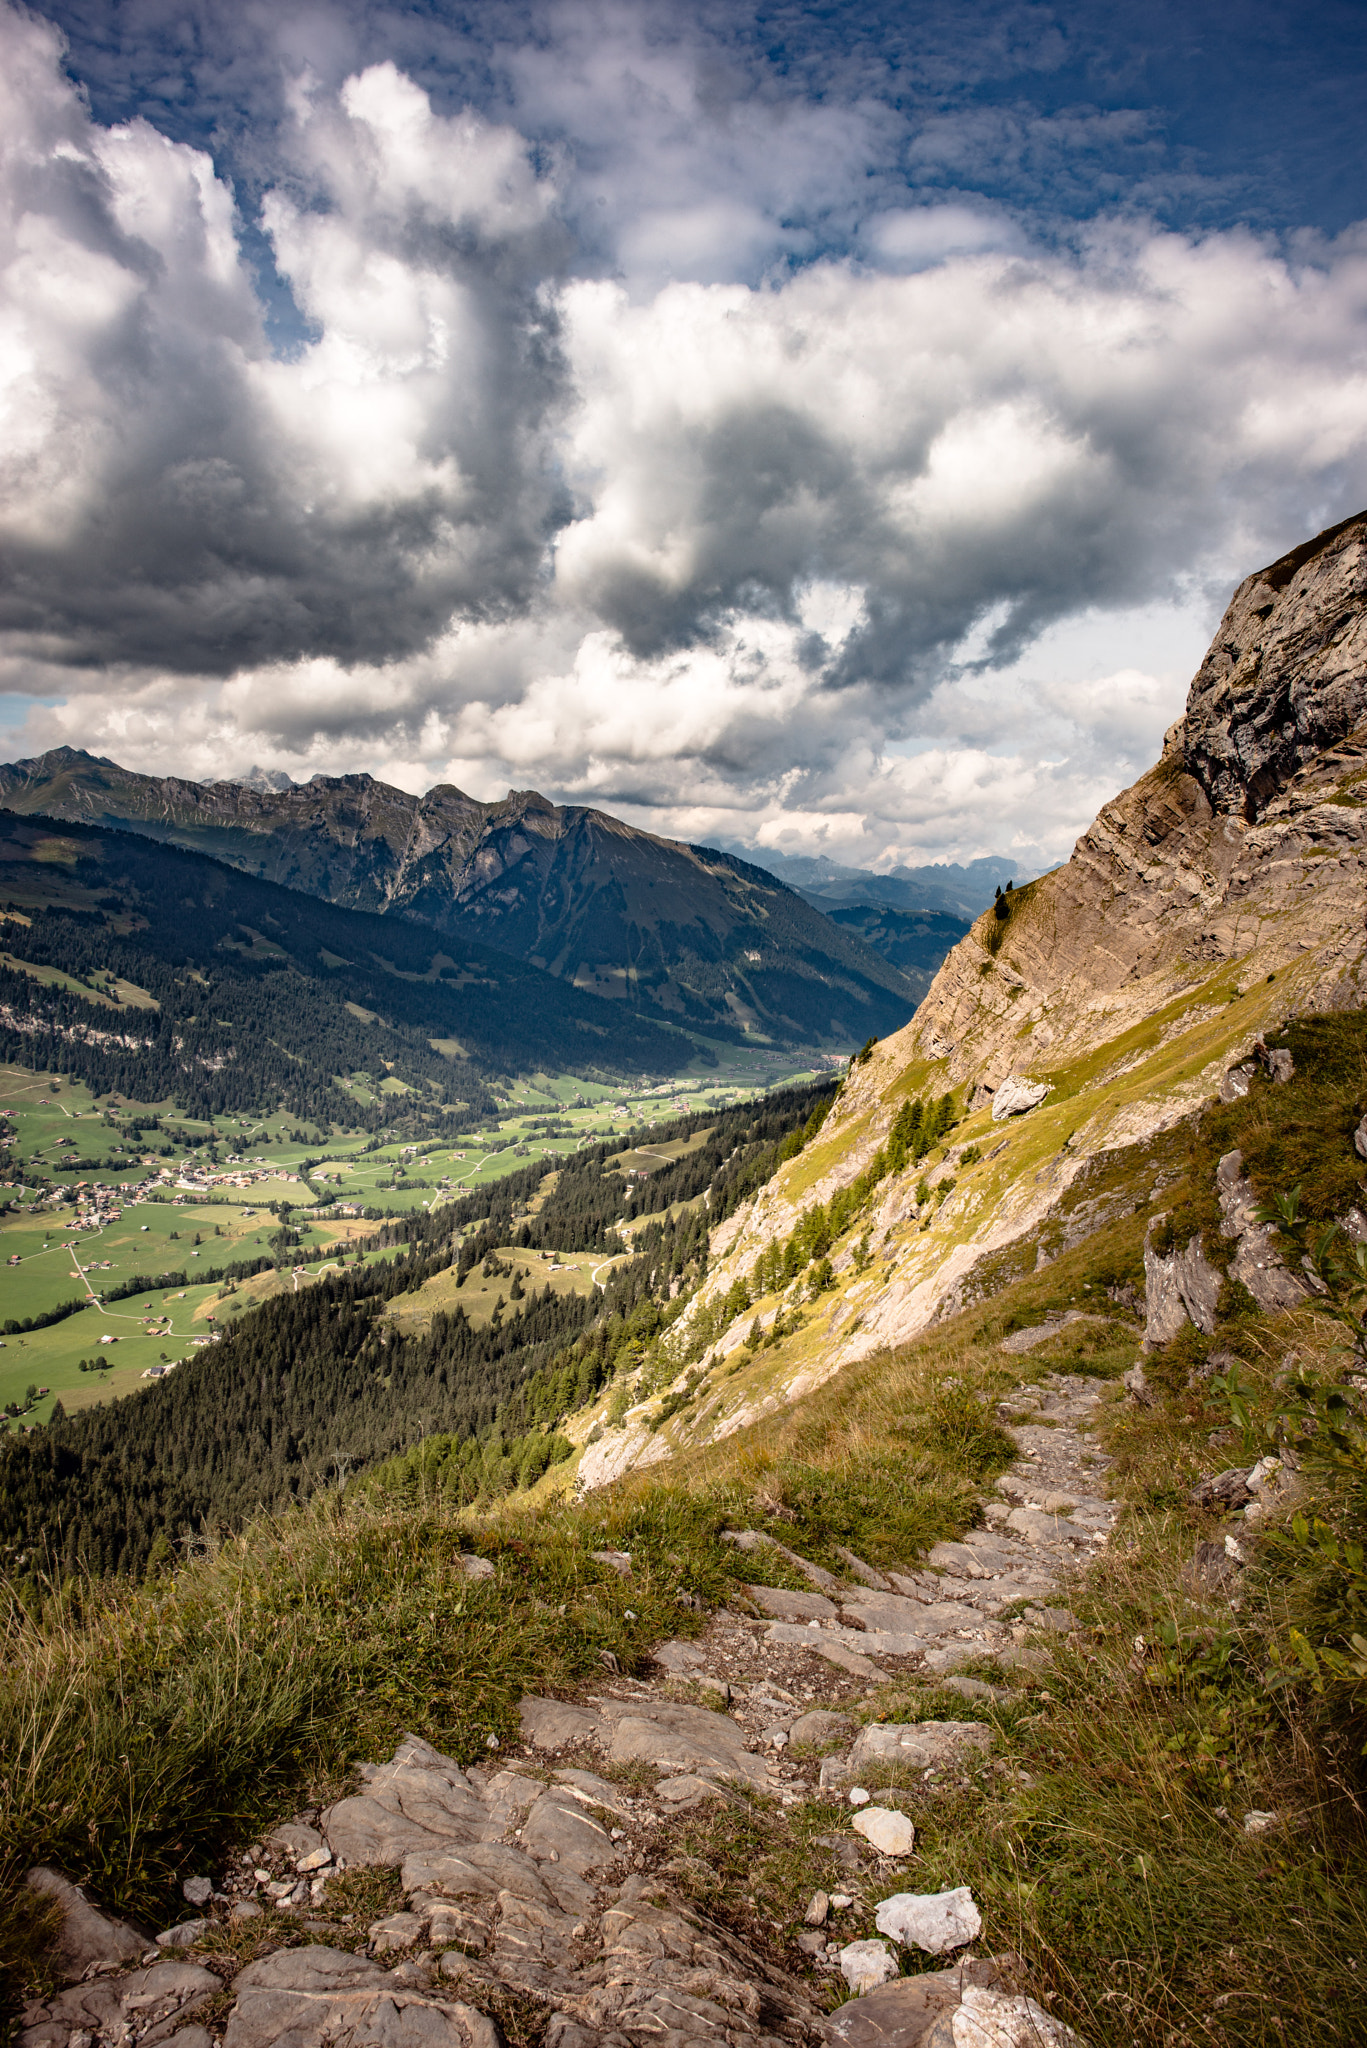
[822,904,972,1000]
[0,750,918,1049]
[730,846,1039,920]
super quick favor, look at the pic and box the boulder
[1189,1467,1253,1511]
[1143,1228,1222,1343]
[991,1077,1049,1122]
[875,1886,982,1955]
[458,1555,495,1580]
[1219,1063,1256,1104]
[839,1939,900,1995]
[651,1638,707,1674]
[949,1984,1086,2048]
[156,1920,209,1949]
[852,1808,916,1856]
[24,1866,150,1981]
[820,1960,1007,2048]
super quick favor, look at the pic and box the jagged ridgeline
[0,809,692,1119]
[0,758,921,1047]
[0,1084,832,1583]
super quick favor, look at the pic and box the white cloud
[2,7,1367,872]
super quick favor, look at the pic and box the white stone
[1242,1809,1278,1834]
[838,1939,899,1994]
[874,1886,982,1954]
[848,1786,871,1806]
[991,1076,1049,1122]
[295,1846,332,1873]
[182,1877,213,1907]
[951,1984,1087,2048]
[852,1807,915,1856]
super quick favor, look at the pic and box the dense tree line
[0,1085,833,1587]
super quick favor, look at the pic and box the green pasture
[381,1242,623,1336]
[0,1276,222,1426]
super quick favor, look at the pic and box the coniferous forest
[0,1084,833,1582]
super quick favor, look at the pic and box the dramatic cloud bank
[3,1,1367,866]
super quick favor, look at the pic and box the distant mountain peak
[0,747,925,1048]
[215,765,296,793]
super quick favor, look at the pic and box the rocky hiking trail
[21,1369,1119,2048]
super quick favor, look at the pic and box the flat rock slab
[24,1865,150,1982]
[763,1621,891,1677]
[552,1768,635,1818]
[21,1962,219,2048]
[325,1737,489,1866]
[400,1839,557,1908]
[745,1583,838,1622]
[845,1594,989,1639]
[224,1946,498,2048]
[518,1696,605,1751]
[520,1792,615,1876]
[600,1698,769,1785]
[789,1709,856,1747]
[849,1720,994,1777]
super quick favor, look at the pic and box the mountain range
[734,845,1028,919]
[0,755,919,1049]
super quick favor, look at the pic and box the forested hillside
[0,1083,831,1581]
[0,810,686,1119]
[0,753,919,1046]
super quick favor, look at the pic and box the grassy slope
[5,1058,1367,2044]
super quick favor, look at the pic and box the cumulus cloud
[0,13,568,674]
[4,2,1367,869]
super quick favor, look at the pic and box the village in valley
[0,1043,835,1429]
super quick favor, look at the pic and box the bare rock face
[1184,512,1367,818]
[1143,1229,1222,1344]
[19,1961,218,2048]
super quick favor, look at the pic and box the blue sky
[2,0,1366,865]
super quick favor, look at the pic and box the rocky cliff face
[0,754,915,1048]
[569,512,1367,1480]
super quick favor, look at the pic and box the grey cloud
[0,19,573,675]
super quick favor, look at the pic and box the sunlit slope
[571,512,1367,1476]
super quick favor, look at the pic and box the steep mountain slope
[573,508,1367,1475]
[0,756,915,1047]
[823,903,971,994]
[0,809,686,1110]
